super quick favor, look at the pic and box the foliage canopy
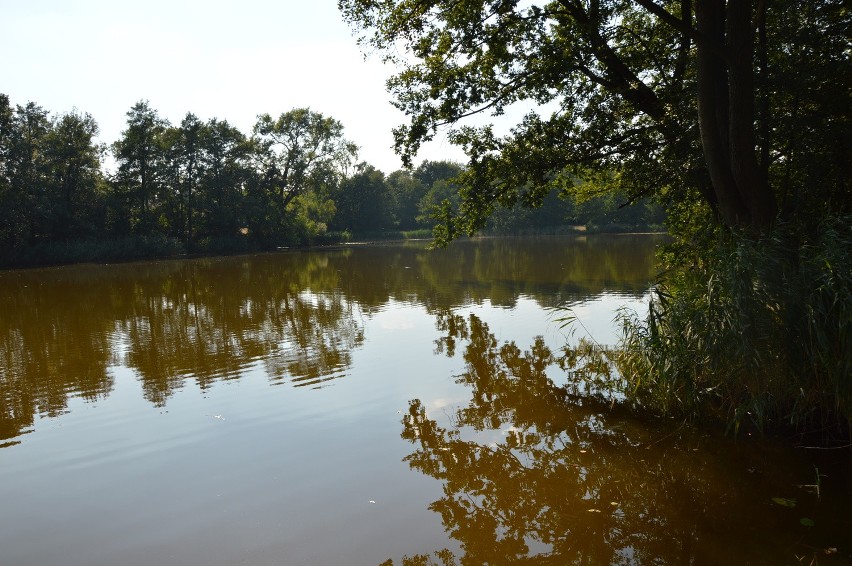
[339,0,850,235]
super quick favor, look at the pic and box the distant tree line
[0,94,662,266]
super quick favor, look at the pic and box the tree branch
[631,0,732,64]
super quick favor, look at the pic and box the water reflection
[0,235,660,445]
[0,266,115,444]
[3,235,850,564]
[389,314,851,565]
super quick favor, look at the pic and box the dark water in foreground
[0,235,849,565]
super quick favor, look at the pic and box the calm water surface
[0,235,849,565]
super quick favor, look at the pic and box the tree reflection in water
[0,255,365,441]
[388,313,843,566]
[0,236,660,446]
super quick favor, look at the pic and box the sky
[0,0,470,173]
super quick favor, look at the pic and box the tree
[42,111,105,241]
[160,113,204,247]
[0,98,51,246]
[0,97,105,248]
[417,178,459,228]
[332,162,393,232]
[339,0,850,234]
[111,101,169,235]
[412,160,463,191]
[411,160,465,230]
[386,169,427,230]
[250,109,358,242]
[178,113,203,245]
[252,108,357,209]
[196,118,251,243]
[0,95,14,246]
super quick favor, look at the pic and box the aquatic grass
[615,216,851,437]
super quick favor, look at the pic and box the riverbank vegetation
[340,0,851,438]
[0,95,661,269]
[617,218,851,436]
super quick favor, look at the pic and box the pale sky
[1,0,469,173]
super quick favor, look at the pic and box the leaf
[771,497,796,508]
[800,517,815,527]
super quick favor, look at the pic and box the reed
[616,216,851,437]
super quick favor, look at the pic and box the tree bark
[726,0,777,229]
[695,0,776,230]
[696,0,749,226]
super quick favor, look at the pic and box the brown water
[0,235,849,565]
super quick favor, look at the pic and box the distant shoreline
[0,229,668,272]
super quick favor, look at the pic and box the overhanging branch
[631,0,732,64]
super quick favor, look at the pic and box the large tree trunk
[695,0,777,230]
[726,0,777,228]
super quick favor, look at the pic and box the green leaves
[0,96,105,247]
[771,497,796,508]
[341,0,695,224]
[252,108,357,208]
[341,0,850,237]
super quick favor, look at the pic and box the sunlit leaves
[342,0,848,237]
[340,0,698,225]
[252,108,358,208]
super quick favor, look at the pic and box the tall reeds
[616,217,851,437]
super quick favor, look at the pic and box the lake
[0,235,849,565]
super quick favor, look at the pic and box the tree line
[0,94,662,267]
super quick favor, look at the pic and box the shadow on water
[385,314,852,566]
